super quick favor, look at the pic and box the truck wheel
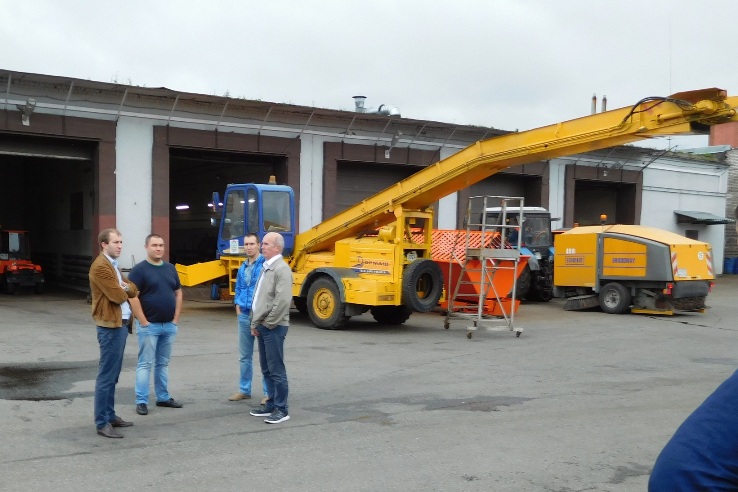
[509,265,531,299]
[402,259,443,312]
[599,282,631,314]
[371,306,412,325]
[525,259,553,302]
[2,277,16,295]
[527,272,554,301]
[307,277,349,330]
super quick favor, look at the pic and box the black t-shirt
[128,261,181,323]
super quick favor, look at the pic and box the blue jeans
[238,313,268,396]
[94,326,128,428]
[256,324,288,413]
[135,321,177,404]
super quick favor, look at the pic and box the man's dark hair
[244,233,259,243]
[145,234,163,246]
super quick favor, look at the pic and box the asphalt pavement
[1,277,738,491]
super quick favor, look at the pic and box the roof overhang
[674,210,735,225]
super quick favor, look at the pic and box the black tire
[599,282,631,314]
[293,296,308,315]
[371,306,412,325]
[509,265,532,299]
[307,277,349,329]
[402,259,444,312]
[3,277,16,295]
[527,271,554,302]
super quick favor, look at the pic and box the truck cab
[484,206,554,301]
[0,230,44,294]
[213,183,296,258]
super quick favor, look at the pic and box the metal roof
[674,210,735,225]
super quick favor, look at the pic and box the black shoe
[264,409,290,424]
[110,416,134,427]
[250,404,274,417]
[136,404,148,415]
[156,398,183,408]
[97,423,123,438]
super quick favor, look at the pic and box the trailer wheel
[307,277,349,330]
[402,259,443,312]
[371,306,412,325]
[599,282,631,314]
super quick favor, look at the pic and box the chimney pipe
[352,96,401,117]
[353,95,367,112]
[591,93,597,115]
[601,95,607,112]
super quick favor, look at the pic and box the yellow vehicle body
[178,88,738,328]
[554,225,714,314]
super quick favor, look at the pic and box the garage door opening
[168,148,286,265]
[573,180,636,225]
[469,174,544,207]
[0,134,95,290]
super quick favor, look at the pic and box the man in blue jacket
[229,233,268,402]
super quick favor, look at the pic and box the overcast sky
[4,0,738,150]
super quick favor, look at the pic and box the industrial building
[0,70,734,289]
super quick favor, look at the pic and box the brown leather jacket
[89,254,138,328]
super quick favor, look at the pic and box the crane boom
[291,88,738,268]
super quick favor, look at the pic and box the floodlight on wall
[385,131,403,159]
[175,204,190,210]
[16,98,37,126]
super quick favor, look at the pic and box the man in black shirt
[129,234,183,416]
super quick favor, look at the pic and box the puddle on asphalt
[0,362,97,401]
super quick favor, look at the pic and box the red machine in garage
[0,230,44,294]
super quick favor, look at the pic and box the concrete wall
[115,117,155,268]
[640,159,728,273]
[436,146,459,229]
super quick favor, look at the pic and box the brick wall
[713,123,738,258]
[726,149,738,258]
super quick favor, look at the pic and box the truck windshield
[263,191,291,232]
[1,232,30,260]
[520,216,551,247]
[222,190,245,240]
[484,213,552,247]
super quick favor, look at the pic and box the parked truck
[176,88,738,329]
[553,224,713,314]
[483,206,555,301]
[0,230,44,294]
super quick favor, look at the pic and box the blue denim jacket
[234,255,265,312]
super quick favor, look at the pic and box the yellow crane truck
[176,88,738,329]
[554,225,714,314]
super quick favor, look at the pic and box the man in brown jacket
[89,228,139,438]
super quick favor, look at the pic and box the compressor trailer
[554,225,713,314]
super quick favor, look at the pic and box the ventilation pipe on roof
[601,95,607,112]
[591,94,597,115]
[353,96,401,117]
